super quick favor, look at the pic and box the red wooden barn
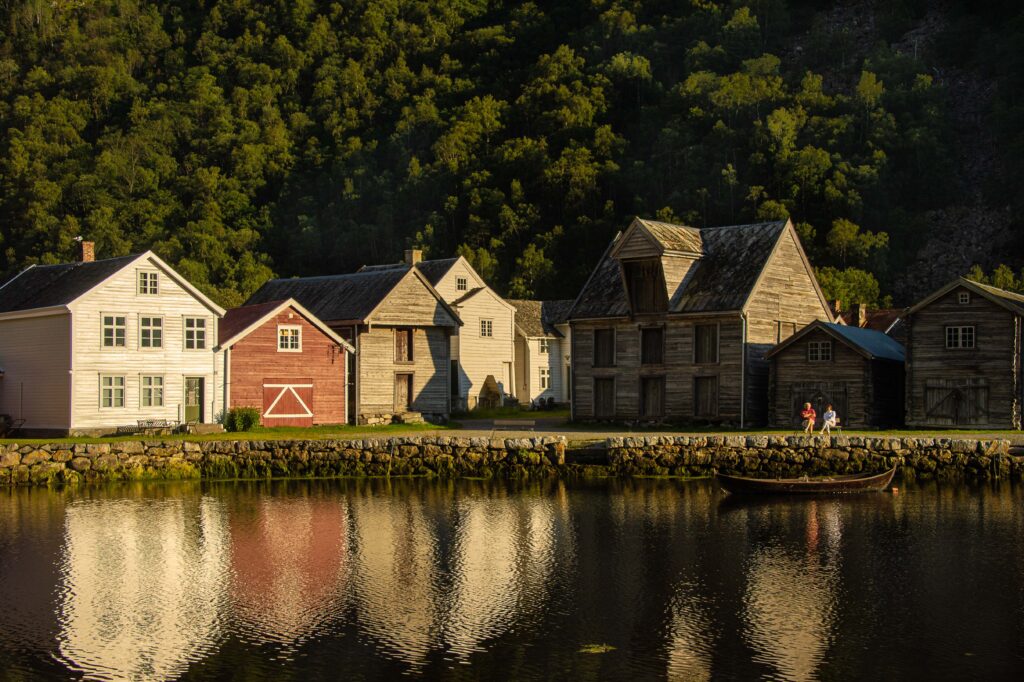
[218,298,355,426]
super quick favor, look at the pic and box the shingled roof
[507,299,574,337]
[246,269,411,322]
[570,220,790,319]
[0,254,142,314]
[357,257,460,287]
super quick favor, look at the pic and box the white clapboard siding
[67,256,222,428]
[516,336,565,405]
[0,312,72,430]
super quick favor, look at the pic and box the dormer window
[623,260,667,313]
[138,271,159,295]
[456,276,468,291]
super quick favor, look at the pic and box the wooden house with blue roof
[766,320,906,428]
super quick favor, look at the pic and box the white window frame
[540,367,551,390]
[102,314,127,348]
[139,316,163,349]
[945,326,975,349]
[100,375,125,409]
[480,319,493,337]
[539,338,551,354]
[958,291,970,305]
[137,270,160,295]
[183,316,207,350]
[807,340,832,362]
[456,276,468,291]
[140,375,165,407]
[278,325,302,352]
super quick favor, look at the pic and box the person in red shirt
[801,402,816,434]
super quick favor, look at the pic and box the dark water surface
[1,476,1023,681]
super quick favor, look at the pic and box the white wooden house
[0,244,225,435]
[361,251,517,410]
[507,299,574,406]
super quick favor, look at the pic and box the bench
[117,419,179,436]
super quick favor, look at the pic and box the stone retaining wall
[0,436,566,487]
[605,435,1024,479]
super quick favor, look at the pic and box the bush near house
[224,407,261,432]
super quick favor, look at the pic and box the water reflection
[56,494,230,681]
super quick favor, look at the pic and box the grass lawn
[453,405,572,421]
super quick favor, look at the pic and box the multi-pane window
[140,317,163,348]
[100,375,125,408]
[184,317,207,350]
[946,326,975,349]
[138,271,159,295]
[456,276,468,291]
[395,328,413,362]
[694,324,719,364]
[278,326,301,351]
[958,292,970,305]
[593,329,615,367]
[141,376,164,407]
[539,338,550,354]
[807,340,832,361]
[641,327,664,365]
[102,315,126,347]
[540,367,550,390]
[480,319,493,337]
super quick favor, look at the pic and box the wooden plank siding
[744,228,834,425]
[571,317,743,422]
[355,325,450,418]
[371,274,456,327]
[0,312,72,431]
[227,309,347,425]
[514,335,566,405]
[905,286,1021,428]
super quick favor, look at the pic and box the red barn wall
[228,309,347,424]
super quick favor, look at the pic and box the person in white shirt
[820,404,838,435]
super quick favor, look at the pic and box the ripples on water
[1,478,1023,680]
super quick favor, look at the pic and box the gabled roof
[634,218,704,254]
[507,299,574,338]
[218,298,354,352]
[837,308,903,334]
[357,257,460,287]
[906,277,1024,317]
[245,267,460,326]
[0,251,224,317]
[571,219,795,319]
[766,321,905,362]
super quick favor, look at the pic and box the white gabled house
[506,299,574,406]
[0,243,225,435]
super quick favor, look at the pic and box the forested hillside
[1,0,1021,307]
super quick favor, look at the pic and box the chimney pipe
[404,249,423,265]
[80,241,95,263]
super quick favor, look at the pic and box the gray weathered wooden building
[904,277,1024,429]
[766,321,905,428]
[568,217,832,426]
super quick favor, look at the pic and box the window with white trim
[278,325,302,351]
[958,291,970,305]
[138,271,159,295]
[100,375,125,408]
[480,319,493,337]
[184,317,207,350]
[140,316,163,348]
[807,340,832,362]
[946,326,975,349]
[141,375,164,407]
[456,276,468,291]
[102,315,126,348]
[540,367,551,390]
[539,338,550,354]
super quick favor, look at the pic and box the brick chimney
[404,248,423,265]
[79,240,95,263]
[852,302,867,327]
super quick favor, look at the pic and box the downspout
[342,344,348,426]
[223,347,231,416]
[740,312,747,429]
[569,322,576,421]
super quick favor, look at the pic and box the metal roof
[766,321,905,362]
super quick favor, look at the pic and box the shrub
[224,407,261,432]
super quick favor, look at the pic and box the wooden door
[925,378,989,426]
[694,376,718,418]
[789,382,848,428]
[594,378,615,418]
[184,377,204,422]
[395,373,413,411]
[640,376,665,418]
[262,379,314,427]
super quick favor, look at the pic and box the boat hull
[715,466,897,495]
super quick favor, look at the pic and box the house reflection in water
[229,493,349,649]
[56,495,230,681]
[666,584,713,682]
[741,500,842,682]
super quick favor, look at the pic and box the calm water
[1,476,1023,681]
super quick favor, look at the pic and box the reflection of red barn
[219,299,354,426]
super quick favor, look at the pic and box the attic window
[958,291,970,305]
[623,260,666,313]
[138,271,159,295]
[539,338,550,354]
[456,276,468,291]
[808,341,832,362]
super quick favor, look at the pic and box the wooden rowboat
[715,466,897,495]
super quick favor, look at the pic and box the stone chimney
[79,240,95,263]
[404,248,423,265]
[852,302,867,327]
